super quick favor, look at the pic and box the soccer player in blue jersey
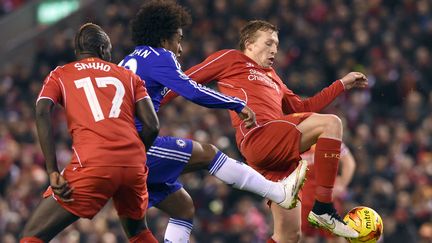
[119,1,307,242]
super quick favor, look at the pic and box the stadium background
[1,0,431,242]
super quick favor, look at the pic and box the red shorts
[43,164,148,220]
[240,112,312,182]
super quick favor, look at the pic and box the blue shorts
[146,136,193,208]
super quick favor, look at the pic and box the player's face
[163,28,183,58]
[246,30,279,68]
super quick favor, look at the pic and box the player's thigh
[270,203,301,243]
[113,166,149,221]
[241,115,308,181]
[242,121,300,167]
[22,197,79,241]
[155,187,194,219]
[147,136,193,183]
[146,136,193,208]
[43,165,122,219]
[297,113,342,152]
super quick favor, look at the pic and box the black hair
[131,0,191,47]
[74,23,110,57]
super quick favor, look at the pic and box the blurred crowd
[0,0,28,16]
[1,0,432,242]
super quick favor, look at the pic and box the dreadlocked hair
[131,0,191,47]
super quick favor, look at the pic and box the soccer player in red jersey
[162,20,367,242]
[123,2,307,242]
[20,23,160,243]
[300,143,356,243]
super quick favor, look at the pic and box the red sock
[20,237,44,243]
[314,137,341,203]
[129,229,158,243]
[267,238,277,243]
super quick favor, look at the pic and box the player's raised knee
[203,143,218,154]
[197,142,219,162]
[323,114,342,133]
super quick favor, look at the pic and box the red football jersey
[37,57,149,167]
[184,49,345,146]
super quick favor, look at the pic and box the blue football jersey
[119,46,246,131]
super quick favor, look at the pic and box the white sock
[208,152,285,203]
[164,218,193,243]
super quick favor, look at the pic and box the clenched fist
[340,72,368,90]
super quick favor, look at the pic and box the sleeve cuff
[234,103,246,113]
[337,79,346,91]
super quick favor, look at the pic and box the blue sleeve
[152,52,246,113]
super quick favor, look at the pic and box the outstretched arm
[282,72,368,113]
[161,50,233,105]
[154,53,246,112]
[158,51,256,128]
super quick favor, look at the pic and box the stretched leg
[21,197,79,242]
[298,114,342,203]
[156,188,194,243]
[184,141,306,209]
[269,203,301,243]
[146,137,196,242]
[114,167,158,243]
[297,114,357,238]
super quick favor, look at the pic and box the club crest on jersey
[176,139,186,148]
[246,62,254,67]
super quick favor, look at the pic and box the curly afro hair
[131,0,191,47]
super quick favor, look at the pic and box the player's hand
[340,72,368,90]
[238,106,257,129]
[49,171,74,203]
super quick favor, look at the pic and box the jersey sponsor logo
[247,69,280,93]
[176,139,186,148]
